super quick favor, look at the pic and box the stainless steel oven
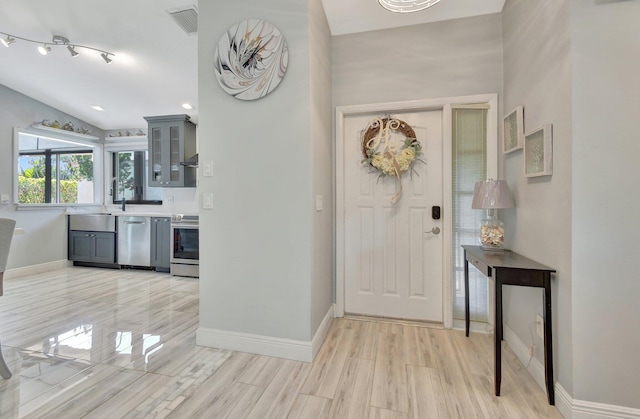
[170,214,199,278]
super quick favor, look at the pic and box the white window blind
[452,108,489,322]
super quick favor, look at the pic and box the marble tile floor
[0,267,563,418]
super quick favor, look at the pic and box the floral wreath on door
[361,116,424,203]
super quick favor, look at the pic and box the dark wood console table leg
[464,250,470,337]
[543,272,555,405]
[495,272,503,396]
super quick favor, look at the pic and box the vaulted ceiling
[0,0,504,130]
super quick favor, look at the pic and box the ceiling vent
[167,5,198,35]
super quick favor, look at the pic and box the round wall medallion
[213,19,289,101]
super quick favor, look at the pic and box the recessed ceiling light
[182,103,194,110]
[91,105,105,112]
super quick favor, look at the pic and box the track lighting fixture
[1,35,15,47]
[0,31,114,63]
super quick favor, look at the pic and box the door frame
[335,94,498,329]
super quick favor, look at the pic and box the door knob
[425,227,441,235]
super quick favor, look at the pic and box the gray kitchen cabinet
[145,114,196,187]
[68,231,116,264]
[150,217,171,271]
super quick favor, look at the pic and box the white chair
[0,217,16,379]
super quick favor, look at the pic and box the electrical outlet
[536,314,544,339]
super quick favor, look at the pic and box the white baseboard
[555,384,640,419]
[452,318,494,334]
[5,260,71,279]
[505,325,640,419]
[311,304,336,359]
[196,304,335,363]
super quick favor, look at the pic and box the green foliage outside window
[18,177,79,203]
[18,154,92,204]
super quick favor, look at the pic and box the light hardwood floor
[0,267,562,418]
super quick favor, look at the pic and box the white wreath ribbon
[364,117,406,203]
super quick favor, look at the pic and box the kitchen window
[15,127,101,206]
[111,151,162,205]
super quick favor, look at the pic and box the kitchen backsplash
[66,187,199,215]
[162,188,199,214]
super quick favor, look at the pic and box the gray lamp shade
[471,180,515,209]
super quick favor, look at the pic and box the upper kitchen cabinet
[145,114,196,187]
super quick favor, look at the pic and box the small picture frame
[503,106,524,154]
[524,124,553,177]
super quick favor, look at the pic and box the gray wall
[332,13,503,107]
[501,0,573,395]
[571,0,640,408]
[0,84,104,269]
[503,0,640,409]
[198,0,331,342]
[309,0,334,333]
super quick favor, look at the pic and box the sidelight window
[452,107,490,323]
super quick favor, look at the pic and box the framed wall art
[213,19,289,101]
[503,106,524,154]
[524,124,553,177]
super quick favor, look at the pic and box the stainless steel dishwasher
[117,216,151,266]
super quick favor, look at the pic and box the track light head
[1,35,15,47]
[67,45,79,57]
[38,44,51,55]
[101,53,112,64]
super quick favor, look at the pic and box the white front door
[343,109,443,322]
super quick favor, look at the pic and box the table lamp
[471,179,515,250]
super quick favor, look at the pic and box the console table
[462,245,555,405]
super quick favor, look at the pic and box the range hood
[180,153,198,167]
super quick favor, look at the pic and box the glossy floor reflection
[0,267,563,418]
[0,267,230,418]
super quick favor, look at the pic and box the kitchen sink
[68,214,116,232]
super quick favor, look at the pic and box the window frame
[103,136,162,206]
[13,126,103,208]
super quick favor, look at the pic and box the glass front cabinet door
[145,114,196,187]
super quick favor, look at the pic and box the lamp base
[479,217,505,250]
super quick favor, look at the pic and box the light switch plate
[0,194,10,204]
[315,194,323,211]
[202,192,213,209]
[203,160,213,177]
